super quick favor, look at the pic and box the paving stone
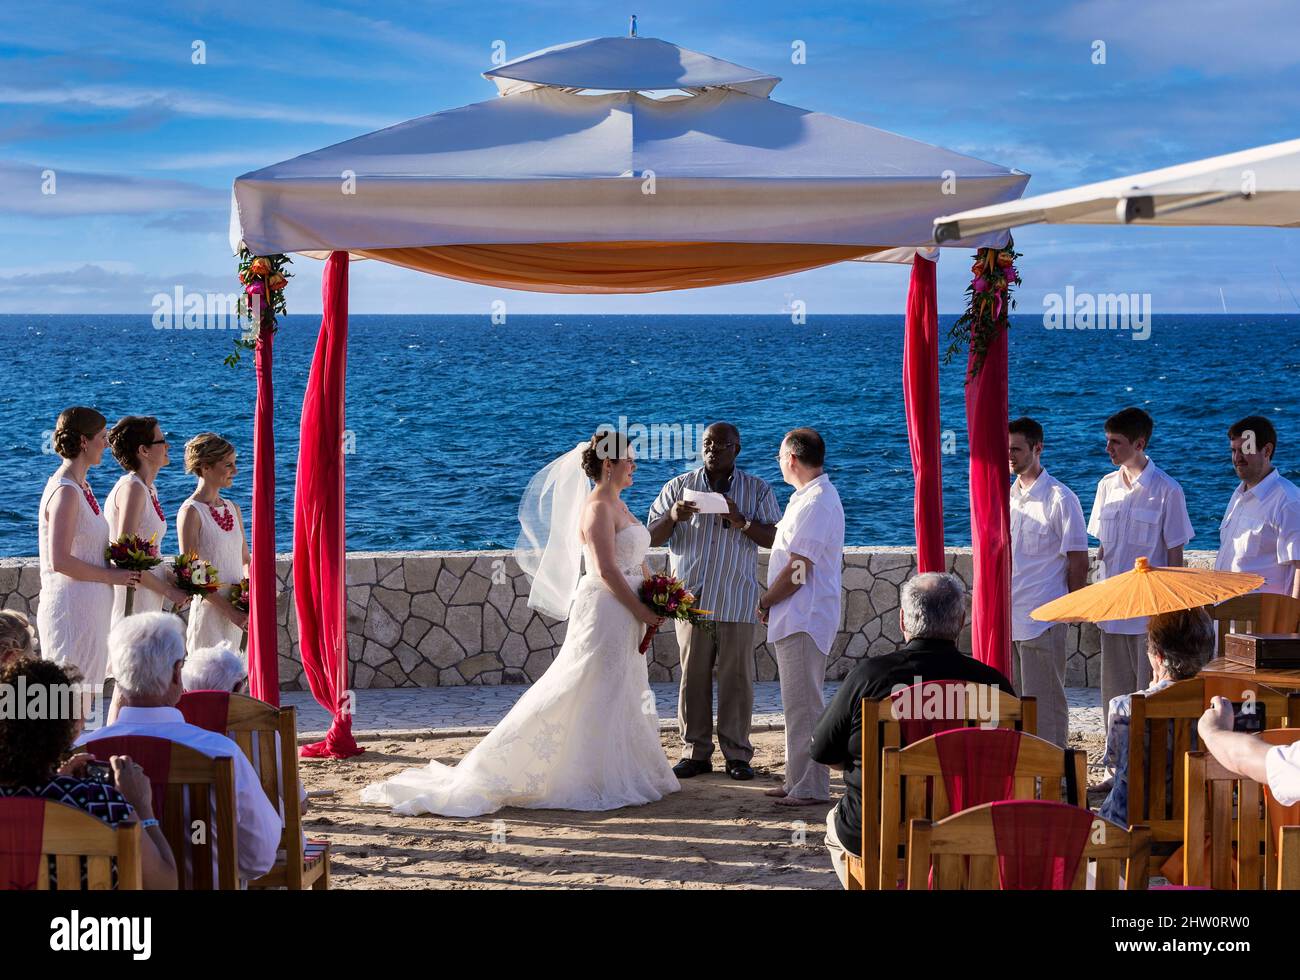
[450,571,491,606]
[403,557,442,594]
[410,591,446,626]
[373,586,410,621]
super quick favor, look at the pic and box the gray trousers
[1101,631,1150,729]
[773,631,830,801]
[676,620,756,763]
[825,807,850,890]
[1012,623,1068,748]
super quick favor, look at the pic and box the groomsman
[1009,417,1088,748]
[648,422,781,781]
[1215,415,1300,597]
[759,428,845,806]
[1088,408,1194,728]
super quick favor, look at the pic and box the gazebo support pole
[247,327,279,705]
[296,251,361,759]
[965,320,1012,677]
[902,249,945,573]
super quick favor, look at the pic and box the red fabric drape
[0,799,45,890]
[177,691,232,735]
[990,800,1093,890]
[966,321,1011,676]
[903,253,945,573]
[87,736,172,819]
[296,252,361,759]
[248,329,279,705]
[935,728,1021,812]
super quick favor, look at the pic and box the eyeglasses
[145,438,170,447]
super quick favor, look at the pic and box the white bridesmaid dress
[103,472,168,624]
[178,497,245,653]
[37,475,114,686]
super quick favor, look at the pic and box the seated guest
[0,610,35,667]
[0,657,177,888]
[1199,696,1300,808]
[182,642,248,694]
[1098,608,1210,826]
[76,612,280,883]
[811,572,1013,889]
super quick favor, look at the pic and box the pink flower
[973,277,989,293]
[245,281,265,297]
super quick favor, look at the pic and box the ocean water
[2,313,1298,557]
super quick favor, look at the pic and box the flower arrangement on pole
[225,247,292,367]
[944,238,1022,381]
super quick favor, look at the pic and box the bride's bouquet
[229,577,250,651]
[172,552,222,599]
[637,574,712,654]
[104,533,163,616]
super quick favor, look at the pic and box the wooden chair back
[1259,728,1300,889]
[878,730,1086,889]
[906,802,1150,890]
[0,799,142,890]
[85,735,238,890]
[1211,593,1300,656]
[1280,825,1300,890]
[1182,750,1266,889]
[849,684,1036,890]
[1128,677,1300,876]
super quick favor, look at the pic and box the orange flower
[248,257,271,277]
[268,273,287,290]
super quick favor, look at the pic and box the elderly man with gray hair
[76,612,281,884]
[811,572,1014,889]
[183,642,249,694]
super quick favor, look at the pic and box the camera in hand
[84,760,113,785]
[1231,701,1266,734]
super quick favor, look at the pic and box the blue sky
[2,0,1298,314]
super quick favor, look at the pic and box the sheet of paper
[683,488,729,514]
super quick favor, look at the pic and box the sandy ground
[299,727,1110,890]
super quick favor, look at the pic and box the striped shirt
[648,466,782,624]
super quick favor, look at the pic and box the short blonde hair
[0,610,35,661]
[184,432,235,475]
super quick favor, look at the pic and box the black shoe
[673,758,712,778]
[725,759,755,781]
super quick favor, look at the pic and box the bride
[361,431,680,817]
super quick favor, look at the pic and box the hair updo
[108,415,160,471]
[580,430,630,481]
[184,432,235,475]
[52,406,107,459]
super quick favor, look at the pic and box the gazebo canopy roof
[229,35,1029,288]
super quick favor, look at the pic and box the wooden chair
[1210,593,1300,657]
[1280,825,1300,889]
[1182,750,1265,889]
[0,799,142,890]
[845,683,1037,890]
[85,734,239,890]
[907,801,1150,890]
[1127,677,1300,877]
[877,729,1086,889]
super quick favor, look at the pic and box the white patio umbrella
[933,137,1300,242]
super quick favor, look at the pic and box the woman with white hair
[182,642,248,693]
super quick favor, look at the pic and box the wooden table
[1201,656,1300,702]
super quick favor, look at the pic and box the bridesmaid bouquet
[104,533,162,617]
[229,577,250,651]
[172,552,222,598]
[637,574,712,654]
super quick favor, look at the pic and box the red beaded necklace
[82,483,100,516]
[149,487,166,524]
[207,499,234,532]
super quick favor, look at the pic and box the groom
[648,422,782,781]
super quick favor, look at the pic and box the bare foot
[774,795,824,807]
[764,786,788,798]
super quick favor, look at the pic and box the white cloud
[0,161,224,216]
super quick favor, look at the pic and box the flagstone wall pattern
[0,548,1217,691]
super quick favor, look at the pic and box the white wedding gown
[361,523,680,817]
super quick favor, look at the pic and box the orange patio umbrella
[1030,557,1264,623]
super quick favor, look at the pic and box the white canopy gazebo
[228,33,1030,756]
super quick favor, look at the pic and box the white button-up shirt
[1010,468,1088,642]
[78,706,281,883]
[767,474,845,655]
[1087,459,1195,634]
[1267,740,1300,806]
[1215,468,1300,596]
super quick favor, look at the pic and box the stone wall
[0,548,1218,691]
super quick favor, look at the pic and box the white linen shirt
[1087,459,1195,634]
[1266,740,1300,806]
[77,706,281,882]
[766,474,845,656]
[1214,468,1300,596]
[1010,468,1088,642]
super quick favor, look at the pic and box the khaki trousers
[773,631,830,801]
[825,807,850,890]
[1012,623,1069,748]
[675,620,756,764]
[1101,631,1150,728]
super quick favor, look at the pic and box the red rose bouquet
[637,574,712,654]
[104,533,162,616]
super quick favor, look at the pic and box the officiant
[648,422,782,781]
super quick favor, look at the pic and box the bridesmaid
[37,407,140,687]
[104,416,191,622]
[177,432,249,652]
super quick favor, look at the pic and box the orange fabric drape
[353,241,886,293]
